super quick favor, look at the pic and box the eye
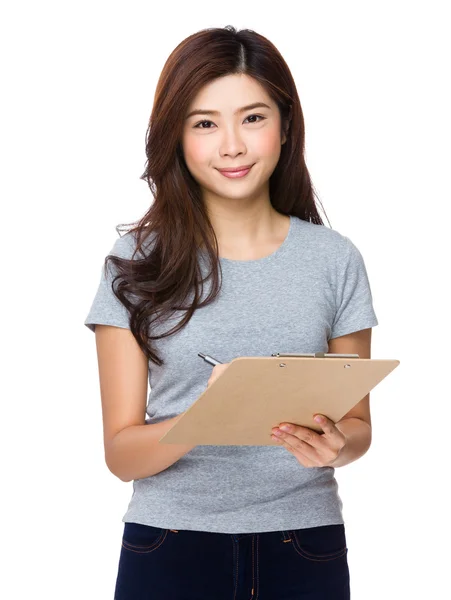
[193,114,266,129]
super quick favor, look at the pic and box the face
[181,74,287,208]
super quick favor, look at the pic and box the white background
[2,1,449,598]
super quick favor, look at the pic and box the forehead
[186,74,274,114]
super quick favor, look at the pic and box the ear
[281,121,290,145]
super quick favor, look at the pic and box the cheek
[183,137,211,167]
[255,130,282,157]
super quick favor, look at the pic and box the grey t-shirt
[84,215,378,533]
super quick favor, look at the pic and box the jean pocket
[290,524,348,562]
[121,522,169,554]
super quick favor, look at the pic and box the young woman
[85,25,378,600]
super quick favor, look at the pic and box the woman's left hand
[271,415,347,468]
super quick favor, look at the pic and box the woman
[84,25,378,600]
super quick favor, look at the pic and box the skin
[184,74,372,468]
[181,73,291,259]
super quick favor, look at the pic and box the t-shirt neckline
[218,215,294,266]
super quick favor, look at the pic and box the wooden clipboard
[159,353,400,446]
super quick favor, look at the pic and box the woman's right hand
[206,363,230,388]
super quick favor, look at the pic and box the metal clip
[271,352,359,358]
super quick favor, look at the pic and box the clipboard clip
[271,352,360,358]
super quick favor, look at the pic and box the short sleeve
[330,236,379,339]
[84,233,136,333]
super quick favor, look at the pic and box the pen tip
[198,352,206,359]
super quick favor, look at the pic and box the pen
[198,352,223,366]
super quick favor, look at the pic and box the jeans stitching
[232,537,239,600]
[281,530,291,542]
[121,529,168,554]
[255,534,260,600]
[291,530,348,562]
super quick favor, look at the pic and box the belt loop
[281,530,292,543]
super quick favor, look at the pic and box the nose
[219,125,247,158]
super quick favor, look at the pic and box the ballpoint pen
[198,352,223,366]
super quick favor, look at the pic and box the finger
[278,423,324,448]
[313,415,346,442]
[272,428,321,457]
[271,433,321,466]
[206,363,230,388]
[273,429,341,467]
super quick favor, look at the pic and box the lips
[217,164,254,173]
[217,164,254,179]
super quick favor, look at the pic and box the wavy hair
[104,25,331,367]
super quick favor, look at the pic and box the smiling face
[181,73,287,212]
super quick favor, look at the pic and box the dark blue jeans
[114,522,350,599]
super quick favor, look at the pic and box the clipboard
[159,353,400,446]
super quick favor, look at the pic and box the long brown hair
[105,25,331,367]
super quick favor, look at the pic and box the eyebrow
[185,102,272,120]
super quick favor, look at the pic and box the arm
[329,417,372,467]
[109,417,196,482]
[328,327,373,468]
[94,325,195,483]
